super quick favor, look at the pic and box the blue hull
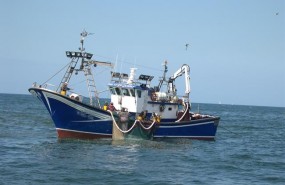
[154,119,219,140]
[29,88,220,140]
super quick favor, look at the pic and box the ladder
[57,58,79,92]
[83,63,100,107]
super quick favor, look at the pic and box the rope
[108,110,138,134]
[108,110,157,133]
[138,120,156,130]
[219,125,241,136]
[175,102,189,122]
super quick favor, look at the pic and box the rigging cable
[93,54,162,72]
[68,67,111,87]
[41,62,71,86]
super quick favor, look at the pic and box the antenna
[79,29,94,52]
[115,53,118,72]
[134,57,137,68]
[197,104,200,113]
[119,55,125,74]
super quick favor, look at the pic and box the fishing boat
[28,30,220,140]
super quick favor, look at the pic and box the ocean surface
[0,93,284,185]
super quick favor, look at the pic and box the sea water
[0,93,284,185]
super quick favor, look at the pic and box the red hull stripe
[56,129,111,139]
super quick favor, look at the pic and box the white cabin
[108,69,183,122]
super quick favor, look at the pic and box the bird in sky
[185,43,189,50]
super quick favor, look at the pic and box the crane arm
[169,64,190,96]
[88,60,114,68]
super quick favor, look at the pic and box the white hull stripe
[159,121,214,128]
[42,91,52,114]
[56,128,111,136]
[72,119,111,123]
[154,135,214,138]
[43,91,110,120]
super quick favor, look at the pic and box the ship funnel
[127,68,137,84]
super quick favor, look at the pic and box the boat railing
[32,82,57,92]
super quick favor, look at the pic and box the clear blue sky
[0,0,284,107]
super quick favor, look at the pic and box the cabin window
[130,89,135,97]
[168,107,172,111]
[136,90,142,98]
[110,87,116,95]
[122,88,130,96]
[115,87,121,95]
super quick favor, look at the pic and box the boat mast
[79,30,100,107]
[157,60,168,91]
[58,30,102,107]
